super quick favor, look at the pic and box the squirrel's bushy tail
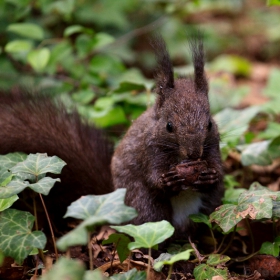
[0,90,113,226]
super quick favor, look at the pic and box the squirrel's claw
[193,168,219,185]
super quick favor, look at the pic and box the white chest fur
[170,190,203,231]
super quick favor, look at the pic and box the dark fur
[0,93,113,226]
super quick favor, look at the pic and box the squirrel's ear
[151,35,174,96]
[189,34,208,95]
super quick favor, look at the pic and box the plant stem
[39,193,58,260]
[209,228,217,253]
[32,194,38,231]
[245,218,255,253]
[167,264,173,280]
[216,234,227,253]
[146,247,151,280]
[233,250,259,262]
[220,226,236,255]
[88,232,93,270]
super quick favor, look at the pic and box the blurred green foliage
[1,0,280,168]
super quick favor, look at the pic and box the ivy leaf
[40,257,85,280]
[0,196,18,211]
[189,213,211,228]
[211,182,280,232]
[259,241,280,257]
[0,153,27,169]
[7,23,44,40]
[0,209,46,264]
[153,249,193,271]
[57,189,137,251]
[0,177,60,198]
[210,204,241,233]
[110,268,146,280]
[207,254,230,266]
[112,221,175,250]
[10,153,66,180]
[193,264,228,280]
[102,233,131,263]
[214,106,260,147]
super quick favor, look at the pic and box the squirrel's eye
[208,120,212,131]
[166,122,173,133]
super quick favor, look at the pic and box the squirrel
[0,36,223,235]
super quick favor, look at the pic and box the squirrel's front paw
[161,169,185,191]
[193,168,219,186]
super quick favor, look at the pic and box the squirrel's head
[152,35,219,161]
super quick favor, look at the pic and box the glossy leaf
[153,249,193,271]
[102,233,131,263]
[0,196,18,211]
[0,209,46,264]
[112,221,175,250]
[57,189,137,250]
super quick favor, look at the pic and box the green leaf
[92,32,115,50]
[88,106,128,128]
[10,153,66,179]
[210,204,241,233]
[193,264,228,280]
[0,209,46,264]
[210,54,251,76]
[102,233,130,263]
[214,106,260,146]
[57,189,137,251]
[259,241,280,257]
[114,82,146,93]
[263,68,280,98]
[112,221,175,250]
[267,0,280,5]
[240,141,272,166]
[5,40,33,53]
[207,254,230,266]
[0,153,27,170]
[0,177,60,198]
[84,270,106,280]
[0,195,18,211]
[153,249,193,271]
[7,23,44,40]
[40,257,85,280]
[64,25,94,37]
[27,48,51,72]
[189,213,211,228]
[110,268,146,280]
[211,182,280,232]
[258,122,280,140]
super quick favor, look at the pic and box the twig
[39,193,58,261]
[88,232,93,270]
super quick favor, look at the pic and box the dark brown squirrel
[0,36,223,235]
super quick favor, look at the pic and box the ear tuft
[189,33,208,94]
[151,35,174,92]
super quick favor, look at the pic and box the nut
[175,160,207,184]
